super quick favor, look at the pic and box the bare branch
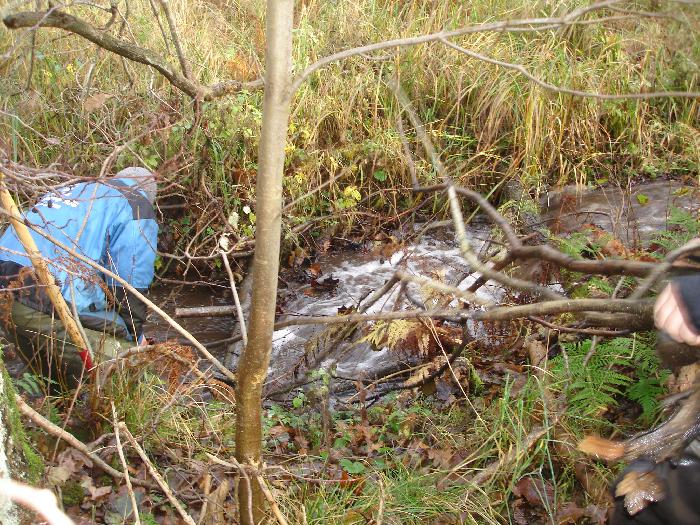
[394,270,493,306]
[158,0,191,79]
[220,249,248,346]
[389,77,564,300]
[119,423,197,525]
[0,109,62,145]
[2,9,263,100]
[528,316,631,336]
[475,298,653,322]
[206,454,289,525]
[395,115,420,189]
[512,244,656,277]
[631,238,700,298]
[262,298,651,327]
[16,395,155,489]
[146,0,170,53]
[413,181,660,278]
[111,403,141,525]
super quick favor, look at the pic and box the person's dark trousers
[1,300,132,391]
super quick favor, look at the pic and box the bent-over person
[0,167,158,389]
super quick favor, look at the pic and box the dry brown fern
[133,342,235,403]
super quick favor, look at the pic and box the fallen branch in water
[177,297,651,325]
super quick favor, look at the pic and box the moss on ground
[60,480,85,507]
[1,358,44,485]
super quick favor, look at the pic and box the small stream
[145,180,698,389]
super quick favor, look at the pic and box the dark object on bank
[580,332,700,523]
[656,332,700,370]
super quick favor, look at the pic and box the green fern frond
[551,335,668,423]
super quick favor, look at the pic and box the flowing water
[134,180,700,389]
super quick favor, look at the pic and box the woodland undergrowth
[1,0,700,522]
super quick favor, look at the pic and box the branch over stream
[177,298,652,327]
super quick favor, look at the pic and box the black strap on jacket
[111,285,147,340]
[0,260,133,340]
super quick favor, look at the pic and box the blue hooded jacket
[0,177,158,341]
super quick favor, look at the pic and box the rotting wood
[176,305,236,318]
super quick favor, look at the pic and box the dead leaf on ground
[513,506,530,525]
[46,466,71,486]
[513,476,555,508]
[58,447,93,472]
[80,475,112,500]
[555,501,607,524]
[106,485,145,521]
[427,448,453,469]
[308,262,322,278]
[82,93,113,113]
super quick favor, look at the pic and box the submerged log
[175,305,236,318]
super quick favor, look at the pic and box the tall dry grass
[0,0,698,247]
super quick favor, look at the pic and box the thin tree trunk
[234,2,294,524]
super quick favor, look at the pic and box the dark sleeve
[113,286,148,340]
[676,274,700,332]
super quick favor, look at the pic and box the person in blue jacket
[0,167,158,389]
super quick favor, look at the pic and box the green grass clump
[106,366,236,456]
